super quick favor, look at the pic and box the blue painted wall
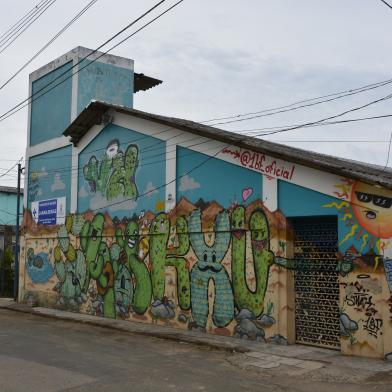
[30,62,73,146]
[77,59,133,113]
[27,146,72,212]
[0,192,23,225]
[78,124,165,217]
[176,146,262,208]
[278,180,378,254]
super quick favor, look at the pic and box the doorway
[289,216,340,349]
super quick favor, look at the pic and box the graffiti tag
[221,147,295,180]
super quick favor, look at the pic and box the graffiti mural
[26,249,54,284]
[21,135,392,359]
[83,140,139,201]
[189,209,233,330]
[22,196,286,341]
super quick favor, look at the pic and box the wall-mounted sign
[31,197,66,225]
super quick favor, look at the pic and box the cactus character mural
[149,214,190,312]
[24,143,392,358]
[83,140,139,201]
[54,217,87,307]
[24,197,283,335]
[189,209,234,329]
[231,206,274,317]
[116,220,152,314]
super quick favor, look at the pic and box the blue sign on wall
[37,199,57,225]
[31,197,66,225]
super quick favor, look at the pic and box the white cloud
[179,175,201,192]
[143,181,158,197]
[89,192,137,213]
[31,167,48,180]
[78,185,89,198]
[50,173,66,192]
[38,167,48,177]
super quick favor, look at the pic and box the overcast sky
[0,0,392,186]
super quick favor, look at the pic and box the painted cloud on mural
[78,185,89,198]
[179,174,201,192]
[89,192,137,213]
[50,173,66,192]
[143,181,159,197]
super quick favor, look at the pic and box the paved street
[0,308,391,392]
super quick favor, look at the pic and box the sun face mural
[351,181,392,239]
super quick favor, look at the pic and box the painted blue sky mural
[176,146,262,207]
[278,180,378,255]
[28,145,72,212]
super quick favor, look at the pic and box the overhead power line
[0,0,58,55]
[0,0,186,123]
[25,110,392,183]
[0,0,47,42]
[237,113,392,135]
[207,91,392,136]
[383,131,392,170]
[202,78,392,125]
[0,0,99,91]
[380,0,392,10]
[0,157,23,179]
[19,110,392,171]
[89,146,222,213]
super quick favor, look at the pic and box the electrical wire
[26,135,219,184]
[226,91,392,137]
[0,157,23,179]
[90,145,222,212]
[0,0,99,91]
[14,104,392,168]
[380,0,392,10]
[0,0,389,143]
[202,78,392,125]
[0,0,171,123]
[0,0,47,43]
[14,106,392,190]
[234,113,392,135]
[382,131,392,170]
[0,0,57,55]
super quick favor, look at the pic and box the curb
[0,304,250,354]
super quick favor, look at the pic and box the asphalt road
[0,309,282,392]
[1,308,391,392]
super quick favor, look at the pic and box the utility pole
[13,163,22,301]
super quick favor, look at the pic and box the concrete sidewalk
[1,298,391,386]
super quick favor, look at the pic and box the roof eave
[63,101,392,190]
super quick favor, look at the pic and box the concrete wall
[18,111,392,359]
[30,61,73,146]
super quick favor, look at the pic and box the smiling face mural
[351,181,392,238]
